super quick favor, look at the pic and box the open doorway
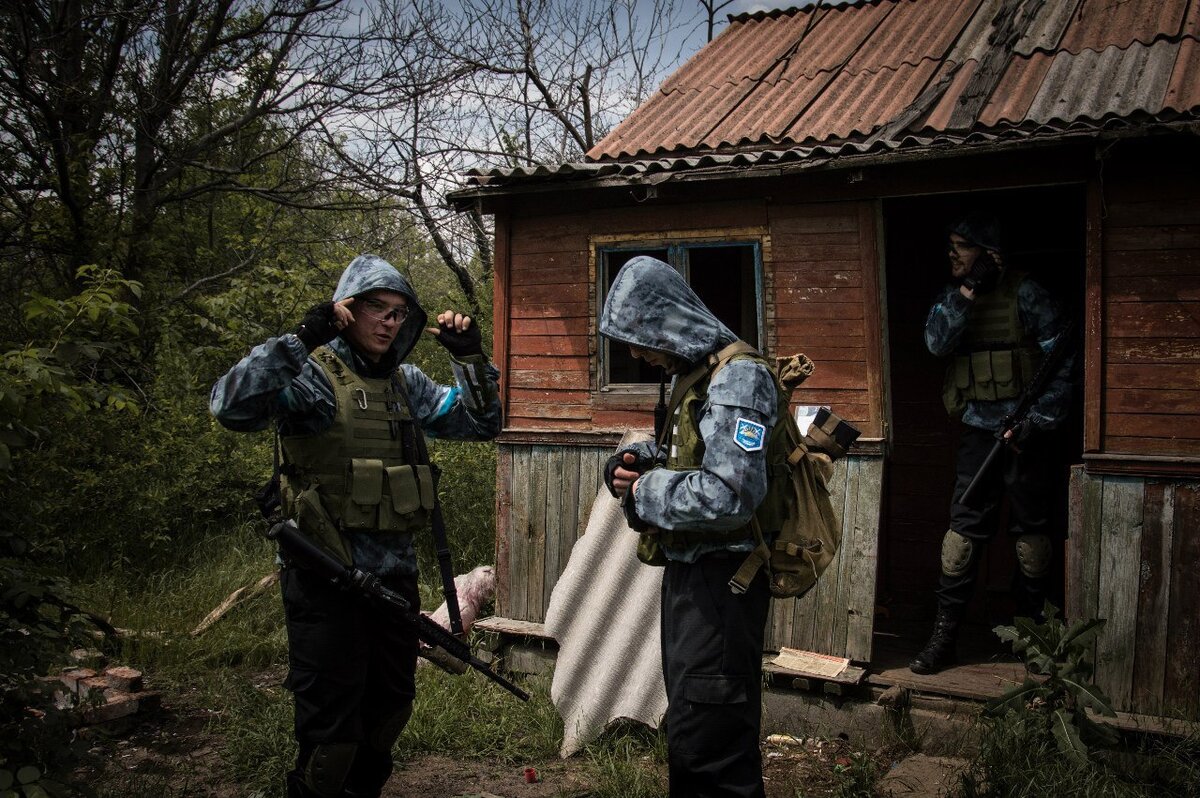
[873,186,1087,688]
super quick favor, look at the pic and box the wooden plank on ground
[1095,476,1144,713]
[475,616,553,639]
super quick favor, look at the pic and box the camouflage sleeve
[633,360,778,532]
[924,285,973,357]
[1018,279,1075,430]
[208,334,336,435]
[401,354,502,440]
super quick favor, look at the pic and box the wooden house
[450,0,1200,726]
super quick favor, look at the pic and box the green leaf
[1060,676,1117,716]
[993,625,1030,654]
[13,768,37,786]
[1050,708,1090,764]
[0,771,12,790]
[1059,617,1106,651]
[1012,616,1058,654]
[1026,654,1056,676]
[984,679,1045,716]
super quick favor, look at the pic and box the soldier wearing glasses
[210,254,501,798]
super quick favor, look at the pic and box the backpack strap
[728,515,773,595]
[656,340,761,450]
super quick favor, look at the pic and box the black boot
[909,608,961,674]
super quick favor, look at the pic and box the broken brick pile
[44,658,161,726]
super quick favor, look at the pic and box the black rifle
[959,321,1074,507]
[268,518,529,702]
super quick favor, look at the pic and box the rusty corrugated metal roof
[457,0,1200,192]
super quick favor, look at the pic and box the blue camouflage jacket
[599,256,778,563]
[924,273,1073,432]
[210,254,502,576]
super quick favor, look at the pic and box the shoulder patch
[733,417,766,452]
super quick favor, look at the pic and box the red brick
[102,666,143,692]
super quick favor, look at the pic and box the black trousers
[661,554,771,798]
[936,424,1052,615]
[280,563,420,790]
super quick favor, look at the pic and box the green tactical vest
[651,345,792,550]
[279,347,435,564]
[942,269,1042,416]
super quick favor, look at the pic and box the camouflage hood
[330,254,428,364]
[599,255,737,366]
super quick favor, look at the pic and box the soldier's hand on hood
[294,298,355,352]
[427,310,483,359]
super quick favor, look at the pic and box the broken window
[597,240,762,389]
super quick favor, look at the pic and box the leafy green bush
[963,604,1200,797]
[984,603,1117,763]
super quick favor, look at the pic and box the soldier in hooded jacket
[909,214,1073,675]
[210,254,501,798]
[599,255,783,798]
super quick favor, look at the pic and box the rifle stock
[267,520,529,702]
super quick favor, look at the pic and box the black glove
[603,448,656,498]
[293,301,340,352]
[1006,418,1037,450]
[962,250,1002,295]
[431,320,483,359]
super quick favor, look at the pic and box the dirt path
[75,692,908,797]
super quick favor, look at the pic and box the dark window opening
[599,241,761,388]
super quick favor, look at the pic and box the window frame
[591,230,767,395]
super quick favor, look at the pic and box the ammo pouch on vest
[941,270,1040,417]
[279,347,436,565]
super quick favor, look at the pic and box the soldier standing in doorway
[909,212,1073,675]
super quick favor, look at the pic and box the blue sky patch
[734,417,766,452]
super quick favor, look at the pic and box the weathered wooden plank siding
[501,444,881,663]
[496,443,612,620]
[1101,178,1200,457]
[1067,470,1200,719]
[765,455,882,662]
[505,212,591,430]
[769,201,882,437]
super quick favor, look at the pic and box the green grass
[961,714,1200,798]
[70,523,668,797]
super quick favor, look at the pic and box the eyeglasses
[359,299,409,325]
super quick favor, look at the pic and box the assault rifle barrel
[267,520,529,702]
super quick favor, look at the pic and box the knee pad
[304,742,357,798]
[367,703,413,753]
[941,530,975,578]
[1015,534,1051,579]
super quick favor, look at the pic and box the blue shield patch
[733,417,766,452]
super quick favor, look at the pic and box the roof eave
[447,120,1198,209]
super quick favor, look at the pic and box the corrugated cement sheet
[582,0,1197,163]
[544,433,668,757]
